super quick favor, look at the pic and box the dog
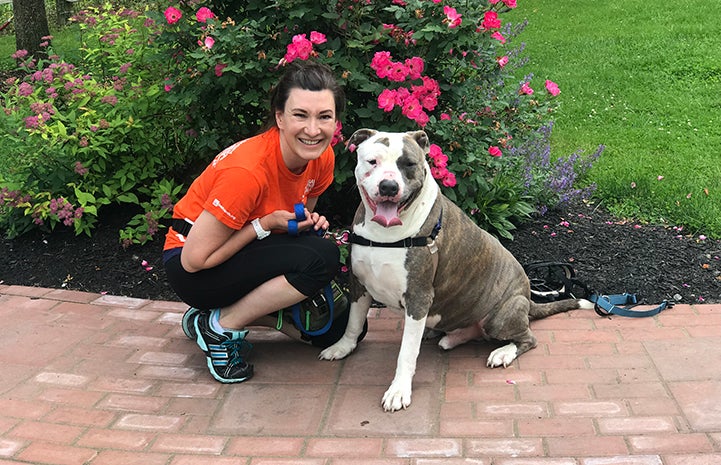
[319,129,593,412]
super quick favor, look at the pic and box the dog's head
[347,129,430,227]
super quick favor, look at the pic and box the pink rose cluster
[428,144,457,187]
[164,5,215,24]
[283,31,327,63]
[517,80,561,97]
[474,10,509,64]
[372,51,440,128]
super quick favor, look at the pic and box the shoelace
[221,338,253,366]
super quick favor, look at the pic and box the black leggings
[164,234,340,310]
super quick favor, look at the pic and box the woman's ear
[275,110,284,128]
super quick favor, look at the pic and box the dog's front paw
[319,339,356,361]
[381,380,412,412]
[487,342,518,368]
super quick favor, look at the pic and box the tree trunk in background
[13,0,50,59]
[55,0,73,26]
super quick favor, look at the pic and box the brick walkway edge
[1,284,721,465]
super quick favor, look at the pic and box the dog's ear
[408,131,430,151]
[347,129,377,152]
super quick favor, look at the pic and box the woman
[163,61,349,384]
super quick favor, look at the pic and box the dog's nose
[378,179,399,197]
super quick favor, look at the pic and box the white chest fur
[351,246,409,309]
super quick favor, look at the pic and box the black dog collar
[349,209,442,248]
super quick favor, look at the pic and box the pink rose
[405,56,425,80]
[545,80,560,96]
[164,6,182,25]
[371,51,393,75]
[491,31,506,44]
[481,11,501,30]
[503,0,517,8]
[204,36,215,49]
[520,82,534,95]
[431,166,446,180]
[309,31,327,45]
[195,7,215,23]
[443,6,462,28]
[488,146,503,157]
[331,121,344,146]
[442,172,457,187]
[388,62,409,82]
[414,111,430,127]
[214,63,227,77]
[377,89,397,112]
[284,34,314,63]
[428,144,448,168]
[401,97,423,120]
[496,55,509,68]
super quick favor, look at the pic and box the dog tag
[427,240,438,254]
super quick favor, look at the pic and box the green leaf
[117,193,140,204]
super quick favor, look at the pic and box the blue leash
[290,283,335,336]
[589,292,674,318]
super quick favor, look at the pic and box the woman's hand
[298,209,329,234]
[265,207,329,235]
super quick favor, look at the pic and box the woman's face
[275,88,336,173]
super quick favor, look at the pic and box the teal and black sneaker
[192,311,254,383]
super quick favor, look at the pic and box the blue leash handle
[589,292,673,318]
[288,202,325,237]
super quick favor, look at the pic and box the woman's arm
[180,210,256,273]
[181,201,330,273]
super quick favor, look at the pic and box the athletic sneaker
[181,307,204,339]
[192,311,254,383]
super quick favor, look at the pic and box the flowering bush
[148,0,598,238]
[0,4,186,241]
[1,0,601,242]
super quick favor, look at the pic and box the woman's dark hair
[260,61,346,132]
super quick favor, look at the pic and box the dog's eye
[367,159,377,166]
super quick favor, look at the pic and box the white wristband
[251,218,271,240]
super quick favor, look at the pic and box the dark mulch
[2,199,720,305]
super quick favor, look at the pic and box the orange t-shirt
[164,127,334,250]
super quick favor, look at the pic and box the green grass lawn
[508,0,721,238]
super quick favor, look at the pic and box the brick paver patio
[1,283,720,464]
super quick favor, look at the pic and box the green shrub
[0,3,186,242]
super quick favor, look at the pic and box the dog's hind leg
[483,296,538,368]
[438,322,486,350]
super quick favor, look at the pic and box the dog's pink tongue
[372,201,402,227]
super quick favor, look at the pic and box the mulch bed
[2,199,720,305]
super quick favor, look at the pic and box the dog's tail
[529,298,594,321]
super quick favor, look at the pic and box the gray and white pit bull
[319,129,593,412]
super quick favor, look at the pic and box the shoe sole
[193,313,252,384]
